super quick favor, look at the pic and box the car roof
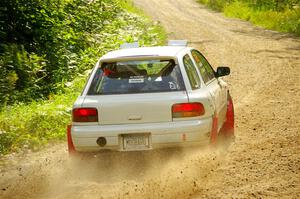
[101,46,188,60]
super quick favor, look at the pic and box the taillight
[72,108,98,122]
[172,103,205,118]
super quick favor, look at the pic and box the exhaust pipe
[96,137,107,147]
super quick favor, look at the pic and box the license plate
[122,134,150,150]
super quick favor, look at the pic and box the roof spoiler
[120,42,139,49]
[168,40,188,47]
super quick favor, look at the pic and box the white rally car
[67,41,234,153]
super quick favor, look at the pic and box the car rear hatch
[83,92,188,125]
[83,59,189,125]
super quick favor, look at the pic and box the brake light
[72,108,98,122]
[172,103,205,118]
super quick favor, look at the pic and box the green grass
[198,0,300,36]
[0,77,85,154]
[0,1,167,155]
[224,2,300,35]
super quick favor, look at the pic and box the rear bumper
[71,118,212,152]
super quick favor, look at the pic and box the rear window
[87,59,185,95]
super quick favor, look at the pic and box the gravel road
[0,0,299,198]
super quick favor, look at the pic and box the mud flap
[67,124,76,154]
[210,114,218,145]
[219,94,234,138]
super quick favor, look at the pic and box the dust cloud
[0,144,230,199]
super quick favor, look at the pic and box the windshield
[87,59,185,95]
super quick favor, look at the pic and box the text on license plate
[122,134,150,150]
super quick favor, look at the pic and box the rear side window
[191,50,215,83]
[183,54,201,90]
[87,59,185,95]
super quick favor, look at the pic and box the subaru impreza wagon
[67,41,234,153]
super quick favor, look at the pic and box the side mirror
[215,66,230,77]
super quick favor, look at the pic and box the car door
[190,50,227,128]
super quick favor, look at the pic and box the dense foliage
[198,0,300,35]
[0,0,166,154]
[0,0,165,106]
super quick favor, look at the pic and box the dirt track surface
[1,0,299,198]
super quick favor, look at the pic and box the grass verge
[198,0,300,36]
